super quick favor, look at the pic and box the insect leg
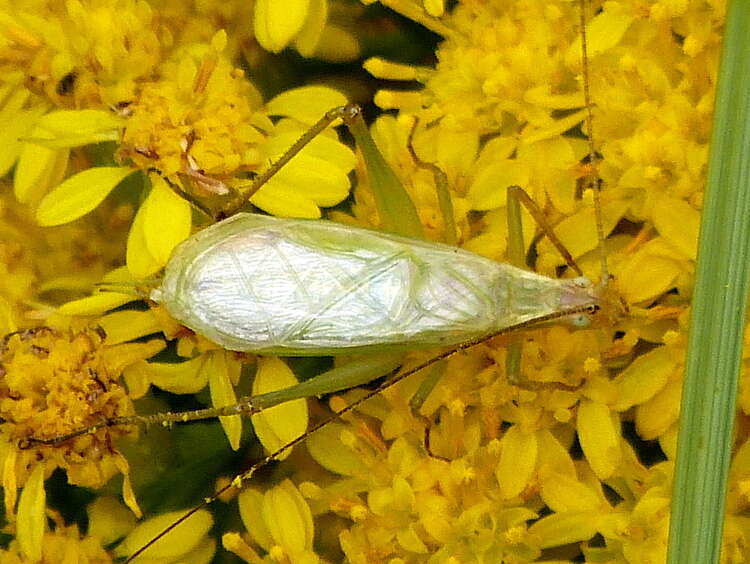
[504,185,529,384]
[504,184,589,385]
[507,185,584,276]
[406,117,457,245]
[221,105,358,218]
[121,302,598,563]
[18,403,253,448]
[222,104,423,241]
[343,106,423,238]
[250,354,403,409]
[20,354,404,448]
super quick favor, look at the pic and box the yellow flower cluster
[264,0,730,562]
[1,0,357,273]
[0,0,162,108]
[117,32,271,180]
[0,517,112,564]
[0,0,358,560]
[0,326,165,559]
[0,0,739,562]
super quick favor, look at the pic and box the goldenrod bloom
[0,0,737,562]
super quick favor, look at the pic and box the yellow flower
[254,0,360,61]
[0,187,130,332]
[0,326,164,519]
[6,36,356,278]
[0,0,729,561]
[0,0,163,108]
[1,2,357,282]
[0,511,113,563]
[117,33,269,182]
[224,480,317,563]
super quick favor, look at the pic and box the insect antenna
[578,0,609,284]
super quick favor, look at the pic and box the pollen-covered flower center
[0,327,132,445]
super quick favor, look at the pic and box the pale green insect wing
[152,214,582,355]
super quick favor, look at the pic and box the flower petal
[306,422,364,476]
[652,195,700,259]
[142,355,210,395]
[613,346,674,411]
[57,292,139,316]
[87,496,136,547]
[263,480,315,553]
[98,310,161,345]
[251,357,308,460]
[31,109,122,148]
[115,509,213,560]
[238,488,274,551]
[540,472,602,513]
[294,0,327,56]
[529,511,600,549]
[16,463,45,562]
[206,351,243,450]
[467,160,530,211]
[617,241,682,304]
[36,166,135,226]
[0,101,45,177]
[255,0,311,53]
[266,127,356,172]
[251,181,323,218]
[577,399,621,480]
[636,376,683,440]
[496,424,538,499]
[266,85,347,124]
[15,126,69,206]
[142,175,192,265]
[126,194,163,279]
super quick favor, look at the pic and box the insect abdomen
[153,214,570,355]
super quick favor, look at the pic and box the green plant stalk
[667,2,750,563]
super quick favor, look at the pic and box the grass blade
[667,3,750,563]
